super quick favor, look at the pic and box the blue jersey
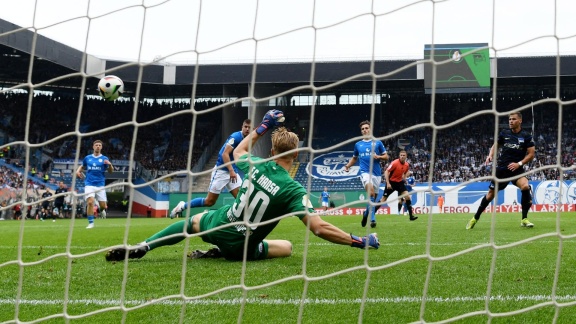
[321,191,330,203]
[215,131,244,173]
[82,154,110,187]
[405,176,415,192]
[353,139,387,177]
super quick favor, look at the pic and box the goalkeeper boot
[466,218,477,230]
[105,245,148,262]
[409,215,418,221]
[170,201,186,218]
[188,247,222,259]
[521,218,534,228]
[370,221,377,228]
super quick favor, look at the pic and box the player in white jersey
[170,119,251,217]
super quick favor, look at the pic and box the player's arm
[301,214,379,249]
[384,164,393,188]
[221,144,238,180]
[344,157,357,172]
[384,170,391,188]
[402,169,410,183]
[516,146,535,169]
[103,159,114,174]
[75,165,84,178]
[374,142,388,161]
[485,143,497,164]
[374,152,388,161]
[234,110,284,161]
[234,131,260,160]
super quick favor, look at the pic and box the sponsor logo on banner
[306,151,356,181]
[314,207,391,215]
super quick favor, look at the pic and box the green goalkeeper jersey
[199,154,314,252]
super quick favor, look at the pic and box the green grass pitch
[1,212,576,323]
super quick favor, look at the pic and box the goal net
[1,1,576,323]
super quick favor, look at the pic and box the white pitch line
[1,239,576,250]
[0,295,575,306]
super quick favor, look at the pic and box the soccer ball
[98,75,124,101]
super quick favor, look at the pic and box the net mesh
[1,1,576,323]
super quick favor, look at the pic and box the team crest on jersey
[518,138,524,144]
[306,151,357,181]
[534,180,568,204]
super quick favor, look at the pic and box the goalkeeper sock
[145,219,194,250]
[188,198,206,208]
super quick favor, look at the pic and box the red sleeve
[386,160,397,172]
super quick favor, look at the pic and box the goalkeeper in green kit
[106,110,379,262]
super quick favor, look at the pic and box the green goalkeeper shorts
[198,209,269,261]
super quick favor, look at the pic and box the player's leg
[402,191,418,221]
[397,198,404,215]
[105,211,204,261]
[95,190,108,219]
[176,169,226,215]
[379,187,394,214]
[224,172,242,200]
[84,186,97,228]
[85,197,95,228]
[98,201,107,219]
[515,177,534,227]
[263,240,292,258]
[467,180,502,229]
[369,176,380,227]
[359,173,373,227]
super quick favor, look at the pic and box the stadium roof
[1,18,576,99]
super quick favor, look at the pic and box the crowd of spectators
[291,94,575,184]
[0,91,574,187]
[0,92,223,173]
[0,164,51,220]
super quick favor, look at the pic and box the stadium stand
[0,91,575,194]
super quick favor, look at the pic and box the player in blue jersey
[105,110,379,262]
[321,186,330,211]
[76,140,113,229]
[344,120,388,228]
[398,174,415,215]
[170,119,251,217]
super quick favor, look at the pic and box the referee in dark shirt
[466,112,535,229]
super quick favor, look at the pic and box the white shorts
[208,167,242,194]
[360,173,381,192]
[321,201,329,207]
[84,186,107,202]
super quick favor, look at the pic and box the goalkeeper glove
[256,109,285,135]
[350,233,379,249]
